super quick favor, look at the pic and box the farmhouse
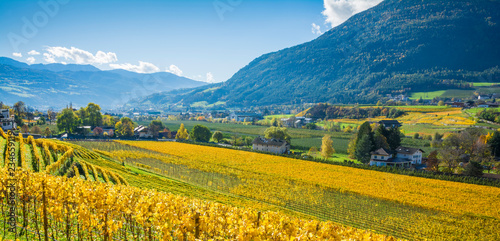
[0,109,16,130]
[134,125,153,138]
[378,120,402,129]
[369,146,424,167]
[252,136,290,154]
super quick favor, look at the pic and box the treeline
[478,109,500,123]
[307,104,405,120]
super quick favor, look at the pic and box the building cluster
[280,116,313,128]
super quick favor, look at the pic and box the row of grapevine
[0,170,396,241]
[0,129,127,186]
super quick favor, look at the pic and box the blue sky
[0,0,382,83]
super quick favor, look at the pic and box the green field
[264,114,294,119]
[410,90,446,99]
[410,89,475,99]
[143,120,354,152]
[471,82,499,87]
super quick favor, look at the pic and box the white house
[394,146,424,165]
[369,148,398,167]
[252,137,290,154]
[369,146,424,167]
[0,109,16,130]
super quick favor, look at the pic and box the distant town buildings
[229,112,262,122]
[281,116,313,128]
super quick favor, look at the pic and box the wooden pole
[42,180,49,241]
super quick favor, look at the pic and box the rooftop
[252,136,288,147]
[395,146,424,155]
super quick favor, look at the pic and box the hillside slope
[133,0,500,108]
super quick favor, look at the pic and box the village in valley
[3,91,500,175]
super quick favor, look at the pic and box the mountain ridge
[0,58,208,109]
[130,0,500,108]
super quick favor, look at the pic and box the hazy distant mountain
[132,0,500,108]
[30,63,101,72]
[0,58,207,109]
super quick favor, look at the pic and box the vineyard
[0,129,398,240]
[74,140,500,240]
[2,127,500,240]
[0,128,126,185]
[0,170,397,240]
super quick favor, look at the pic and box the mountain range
[131,0,500,108]
[0,57,207,110]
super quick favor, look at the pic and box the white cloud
[26,57,36,64]
[311,23,323,35]
[109,61,160,74]
[43,53,56,63]
[43,46,118,65]
[12,52,22,58]
[322,0,383,28]
[206,72,215,83]
[166,65,183,76]
[28,50,40,55]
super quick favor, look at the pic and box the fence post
[256,211,261,227]
[194,212,200,239]
[42,180,49,241]
[104,211,110,241]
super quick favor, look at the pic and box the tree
[191,124,211,142]
[355,134,374,163]
[321,135,335,159]
[376,100,382,106]
[93,127,104,136]
[438,100,445,106]
[489,131,500,157]
[21,124,29,133]
[305,123,317,130]
[57,108,81,133]
[212,131,224,143]
[413,133,420,139]
[438,147,461,173]
[463,161,484,177]
[47,109,54,125]
[308,146,318,156]
[13,101,26,117]
[374,132,390,149]
[271,118,279,127]
[347,136,357,158]
[425,150,440,172]
[43,127,52,137]
[31,125,42,134]
[244,136,254,146]
[264,127,291,142]
[387,127,402,150]
[148,120,164,138]
[102,115,117,127]
[175,123,189,140]
[86,103,103,127]
[115,117,134,137]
